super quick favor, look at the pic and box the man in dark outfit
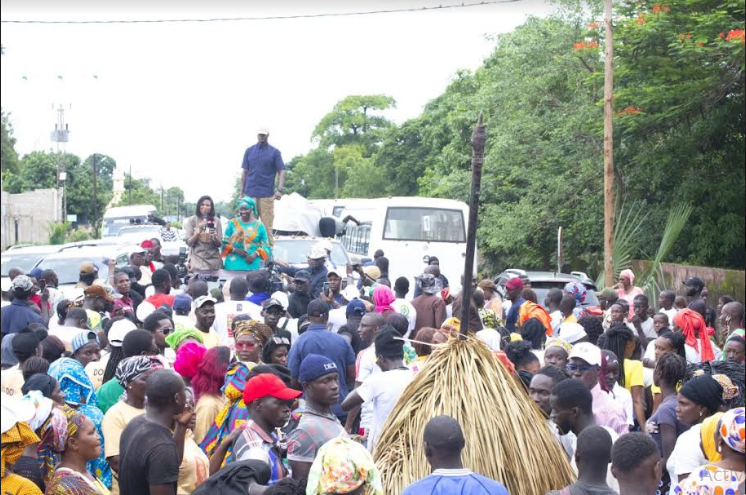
[118,369,193,495]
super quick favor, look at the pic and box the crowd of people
[1,133,744,494]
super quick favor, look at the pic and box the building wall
[1,188,60,250]
[632,259,745,303]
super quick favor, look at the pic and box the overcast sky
[1,0,554,202]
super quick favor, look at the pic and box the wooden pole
[603,0,615,288]
[460,112,486,336]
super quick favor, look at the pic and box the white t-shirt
[356,346,379,430]
[643,340,657,387]
[668,424,705,491]
[328,308,348,333]
[659,308,677,328]
[356,368,414,451]
[212,300,262,344]
[475,328,502,351]
[549,310,562,336]
[638,317,657,340]
[391,299,417,336]
[611,382,634,426]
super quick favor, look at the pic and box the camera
[176,247,188,282]
[262,260,284,294]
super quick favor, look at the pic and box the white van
[336,197,475,295]
[102,205,157,238]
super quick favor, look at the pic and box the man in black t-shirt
[118,369,193,495]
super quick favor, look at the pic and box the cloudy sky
[1,0,554,202]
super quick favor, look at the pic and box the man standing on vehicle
[241,127,285,246]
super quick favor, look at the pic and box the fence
[632,259,745,303]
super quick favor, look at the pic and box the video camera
[176,247,188,282]
[262,260,284,294]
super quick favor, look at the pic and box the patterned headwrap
[233,320,270,347]
[711,374,740,401]
[236,196,258,217]
[23,390,54,431]
[440,317,461,335]
[306,437,384,495]
[37,405,70,482]
[199,361,251,461]
[115,355,163,388]
[545,337,573,356]
[700,412,724,462]
[674,309,715,362]
[719,407,745,454]
[165,324,205,351]
[564,282,588,304]
[48,357,97,407]
[63,407,89,444]
[1,421,40,478]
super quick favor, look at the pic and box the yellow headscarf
[1,422,40,478]
[233,319,270,347]
[700,411,724,462]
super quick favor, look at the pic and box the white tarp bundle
[271,192,323,236]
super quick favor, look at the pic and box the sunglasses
[235,341,257,350]
[271,337,290,345]
[566,363,598,373]
[161,327,174,335]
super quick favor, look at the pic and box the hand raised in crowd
[174,405,195,428]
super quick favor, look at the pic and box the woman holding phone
[185,195,223,271]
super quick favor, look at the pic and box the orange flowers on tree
[725,29,745,43]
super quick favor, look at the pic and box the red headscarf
[373,285,396,315]
[674,308,715,361]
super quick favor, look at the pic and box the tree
[66,153,115,230]
[116,173,160,210]
[312,95,397,154]
[11,151,59,192]
[1,111,20,184]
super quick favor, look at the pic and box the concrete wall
[1,188,60,250]
[632,259,745,303]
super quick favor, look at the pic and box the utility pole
[92,154,98,237]
[50,104,69,223]
[128,164,132,205]
[603,0,615,288]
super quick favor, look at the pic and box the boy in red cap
[233,373,302,485]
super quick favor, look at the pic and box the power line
[1,0,520,25]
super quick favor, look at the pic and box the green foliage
[116,173,160,210]
[66,153,114,230]
[66,228,93,242]
[312,95,396,153]
[47,222,70,245]
[1,110,20,179]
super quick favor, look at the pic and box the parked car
[116,224,187,258]
[272,236,354,270]
[34,243,140,300]
[1,245,66,292]
[494,268,602,316]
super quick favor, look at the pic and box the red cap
[243,373,302,404]
[505,277,524,291]
[140,239,155,249]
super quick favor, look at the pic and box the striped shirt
[234,420,286,485]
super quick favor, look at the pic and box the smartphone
[323,282,331,295]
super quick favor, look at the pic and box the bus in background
[337,197,474,296]
[101,204,157,238]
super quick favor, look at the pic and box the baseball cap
[308,245,327,260]
[293,270,311,282]
[363,265,381,280]
[71,330,99,355]
[108,319,138,348]
[568,342,602,367]
[559,322,588,344]
[345,299,366,318]
[683,277,705,289]
[256,126,269,135]
[84,285,113,303]
[263,298,285,311]
[307,299,329,318]
[11,275,34,292]
[173,294,193,313]
[505,277,524,291]
[327,268,343,279]
[299,354,338,383]
[193,295,217,310]
[243,373,302,404]
[140,239,156,249]
[478,279,497,291]
[79,262,98,276]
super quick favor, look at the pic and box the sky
[1,0,555,203]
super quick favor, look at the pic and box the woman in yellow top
[46,409,111,495]
[600,323,646,428]
[222,197,272,271]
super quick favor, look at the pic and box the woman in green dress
[221,197,272,271]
